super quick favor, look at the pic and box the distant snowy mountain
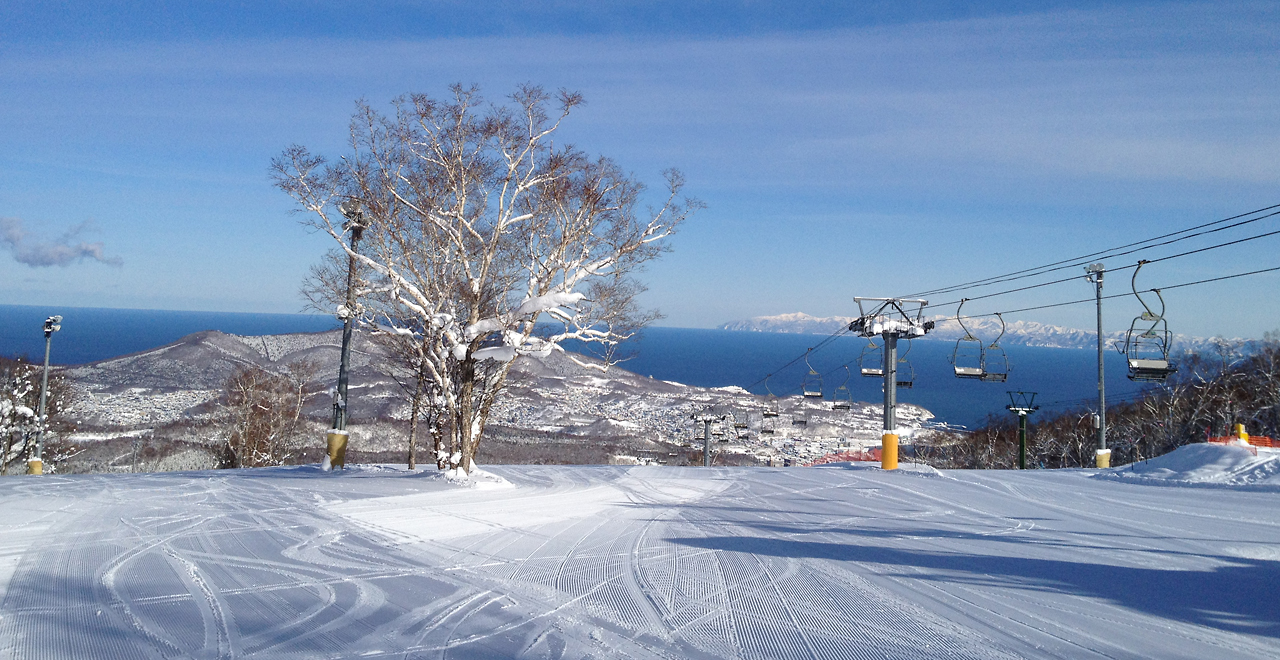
[719,312,1234,352]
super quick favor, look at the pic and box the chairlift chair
[801,349,824,398]
[833,366,853,410]
[1120,262,1177,382]
[951,299,987,379]
[859,339,884,378]
[979,313,1010,383]
[896,339,915,389]
[763,376,780,418]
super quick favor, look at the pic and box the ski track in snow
[1,465,1278,659]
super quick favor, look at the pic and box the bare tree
[221,361,319,468]
[369,330,445,470]
[922,335,1280,470]
[0,356,73,474]
[275,85,698,474]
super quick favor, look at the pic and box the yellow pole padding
[1235,423,1250,443]
[326,430,349,470]
[27,459,42,475]
[1096,448,1111,469]
[882,433,898,470]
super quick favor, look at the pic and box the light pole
[30,315,61,475]
[325,199,366,471]
[1084,263,1108,468]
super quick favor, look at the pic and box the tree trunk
[407,371,423,470]
[459,369,475,474]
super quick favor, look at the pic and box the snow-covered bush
[218,361,318,468]
[0,356,73,473]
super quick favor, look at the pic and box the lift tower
[692,410,727,467]
[850,298,934,470]
[1006,392,1039,470]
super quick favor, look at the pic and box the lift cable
[1037,390,1159,409]
[693,325,852,413]
[953,263,1280,322]
[903,204,1280,299]
[926,223,1280,312]
[743,327,850,393]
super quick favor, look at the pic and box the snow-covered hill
[720,311,1236,352]
[59,330,941,465]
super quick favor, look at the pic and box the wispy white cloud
[0,218,122,267]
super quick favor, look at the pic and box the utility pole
[30,315,61,476]
[851,298,933,470]
[1084,263,1109,468]
[1006,392,1039,470]
[325,199,367,471]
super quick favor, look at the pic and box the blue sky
[1,1,1277,338]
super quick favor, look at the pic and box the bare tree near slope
[221,361,319,468]
[275,84,698,473]
[0,356,75,474]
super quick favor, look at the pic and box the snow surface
[1099,443,1280,488]
[1,463,1278,658]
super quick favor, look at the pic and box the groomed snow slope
[1,463,1278,659]
[1100,443,1280,487]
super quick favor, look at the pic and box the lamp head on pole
[338,199,368,240]
[43,315,62,337]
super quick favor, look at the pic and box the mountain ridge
[719,312,1237,352]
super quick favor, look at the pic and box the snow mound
[1099,443,1280,488]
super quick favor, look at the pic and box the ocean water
[0,304,339,365]
[0,305,1148,427]
[597,327,1149,427]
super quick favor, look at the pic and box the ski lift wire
[903,203,1280,299]
[957,263,1280,322]
[925,221,1280,312]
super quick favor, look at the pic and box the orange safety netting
[1207,435,1275,448]
[807,448,882,466]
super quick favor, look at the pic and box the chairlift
[1119,261,1177,382]
[801,349,823,398]
[833,366,853,410]
[896,339,915,389]
[791,412,808,427]
[859,338,884,378]
[951,299,986,379]
[763,375,780,418]
[980,313,1010,383]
